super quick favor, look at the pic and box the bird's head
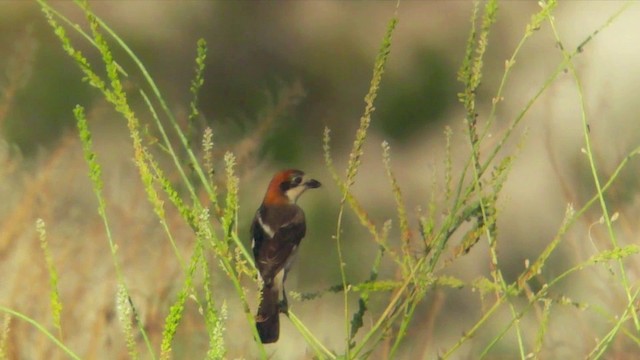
[263,169,321,205]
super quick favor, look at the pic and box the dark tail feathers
[256,286,279,343]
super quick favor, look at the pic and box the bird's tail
[256,285,279,343]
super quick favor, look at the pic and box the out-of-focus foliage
[2,1,640,359]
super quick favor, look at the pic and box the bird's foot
[278,299,289,315]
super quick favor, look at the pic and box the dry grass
[2,1,640,359]
[0,131,192,358]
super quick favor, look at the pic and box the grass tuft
[0,1,633,358]
[116,285,139,360]
[160,243,202,360]
[0,314,10,360]
[36,219,63,340]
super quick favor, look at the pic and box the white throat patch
[285,186,308,203]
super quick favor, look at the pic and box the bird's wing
[250,214,266,260]
[254,209,306,286]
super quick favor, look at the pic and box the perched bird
[251,169,321,344]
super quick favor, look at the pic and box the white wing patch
[257,214,276,238]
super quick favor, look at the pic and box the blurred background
[1,1,640,359]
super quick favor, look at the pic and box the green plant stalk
[160,243,202,359]
[329,12,398,357]
[579,145,640,220]
[445,203,575,356]
[447,0,624,242]
[209,156,269,357]
[457,0,528,356]
[136,112,187,270]
[433,17,634,355]
[620,326,640,346]
[333,203,351,356]
[36,219,64,340]
[288,312,336,359]
[478,295,522,359]
[0,314,10,360]
[388,291,422,358]
[222,259,268,359]
[588,288,640,359]
[187,38,207,146]
[83,5,220,209]
[36,1,638,358]
[37,1,129,78]
[65,1,253,270]
[90,19,209,202]
[381,141,412,274]
[534,299,552,357]
[207,234,267,357]
[610,315,640,348]
[486,274,526,359]
[547,9,640,332]
[323,129,402,268]
[117,21,258,360]
[197,203,267,357]
[348,242,388,344]
[115,284,139,359]
[444,126,454,201]
[426,201,472,272]
[441,290,505,358]
[478,0,628,181]
[370,273,468,358]
[486,253,526,359]
[479,0,557,145]
[355,288,415,358]
[91,9,253,269]
[0,306,80,360]
[322,15,410,352]
[202,260,226,360]
[74,105,156,358]
[351,256,425,358]
[479,245,640,358]
[520,139,640,287]
[69,3,174,354]
[466,262,572,358]
[40,2,272,355]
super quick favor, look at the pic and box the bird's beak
[305,178,322,189]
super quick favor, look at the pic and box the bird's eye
[291,176,302,185]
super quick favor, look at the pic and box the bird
[251,169,321,344]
